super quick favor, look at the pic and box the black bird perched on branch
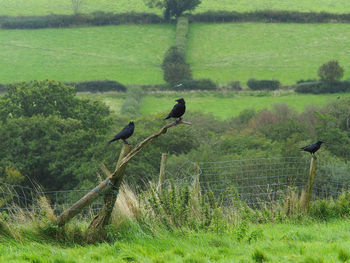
[108,121,134,144]
[165,98,186,121]
[300,140,325,157]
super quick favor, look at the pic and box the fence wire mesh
[1,157,349,213]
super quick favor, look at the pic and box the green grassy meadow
[82,91,350,119]
[139,92,350,119]
[187,23,350,85]
[0,25,175,84]
[2,23,350,85]
[1,220,350,262]
[1,0,350,16]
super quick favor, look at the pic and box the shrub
[247,79,281,91]
[0,12,164,29]
[69,80,126,93]
[162,46,192,85]
[189,10,350,23]
[163,63,192,85]
[295,81,350,94]
[162,46,186,66]
[318,60,344,83]
[295,81,322,93]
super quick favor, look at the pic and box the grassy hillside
[1,220,350,262]
[187,23,350,85]
[1,0,350,16]
[0,25,174,84]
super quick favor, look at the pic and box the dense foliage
[318,60,344,83]
[247,79,281,91]
[69,80,126,93]
[0,12,164,29]
[144,0,201,19]
[0,80,112,190]
[162,46,192,85]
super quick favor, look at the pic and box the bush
[189,10,350,23]
[295,81,350,94]
[295,81,322,93]
[68,80,126,93]
[318,60,344,83]
[247,79,281,91]
[162,46,192,85]
[0,12,164,29]
[163,63,192,85]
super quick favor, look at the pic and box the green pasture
[1,220,350,262]
[0,25,174,84]
[140,92,350,119]
[84,91,350,119]
[1,0,350,16]
[187,23,350,85]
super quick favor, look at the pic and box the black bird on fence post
[165,98,186,121]
[108,121,135,145]
[300,140,325,158]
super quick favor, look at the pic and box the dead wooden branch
[56,120,192,226]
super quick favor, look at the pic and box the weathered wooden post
[304,156,317,212]
[192,162,201,200]
[56,120,192,227]
[86,144,132,241]
[157,153,168,192]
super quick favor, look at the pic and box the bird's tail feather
[164,116,171,120]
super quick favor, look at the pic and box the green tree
[0,80,112,190]
[318,60,344,83]
[144,0,201,19]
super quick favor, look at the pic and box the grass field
[1,0,350,16]
[1,220,350,262]
[0,25,175,84]
[2,23,349,85]
[84,91,350,119]
[187,23,350,85]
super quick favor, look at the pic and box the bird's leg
[175,117,183,124]
[123,139,130,145]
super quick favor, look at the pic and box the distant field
[1,220,350,262]
[1,0,350,16]
[0,25,174,84]
[87,91,350,119]
[187,23,350,85]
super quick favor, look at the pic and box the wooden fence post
[304,156,317,212]
[193,162,201,200]
[86,143,132,241]
[158,153,168,192]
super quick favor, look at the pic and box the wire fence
[161,157,350,206]
[1,156,350,213]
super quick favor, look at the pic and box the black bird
[108,121,135,144]
[165,98,186,121]
[300,140,325,157]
